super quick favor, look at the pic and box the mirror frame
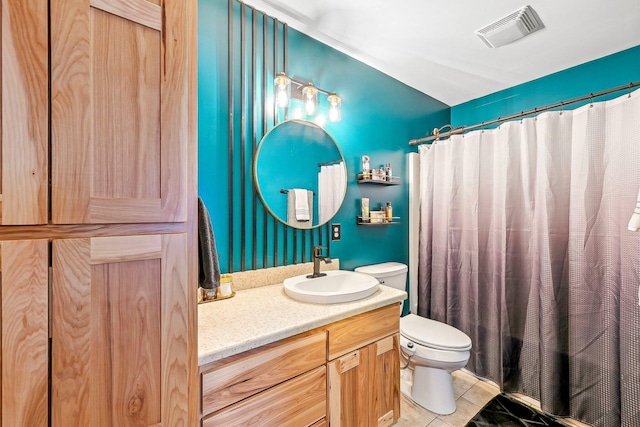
[253,119,347,229]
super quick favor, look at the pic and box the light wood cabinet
[327,304,400,427]
[0,0,48,225]
[203,367,327,427]
[51,233,189,427]
[50,0,187,224]
[199,304,400,427]
[1,0,196,424]
[200,330,327,426]
[0,240,49,426]
[201,331,326,415]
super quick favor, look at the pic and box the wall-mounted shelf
[357,216,401,225]
[357,174,401,185]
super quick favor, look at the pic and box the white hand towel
[293,188,310,221]
[628,186,640,232]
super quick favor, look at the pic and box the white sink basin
[283,270,379,304]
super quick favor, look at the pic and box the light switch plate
[331,223,341,241]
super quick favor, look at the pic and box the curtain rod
[409,81,640,146]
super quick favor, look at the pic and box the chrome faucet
[307,246,332,278]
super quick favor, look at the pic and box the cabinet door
[368,335,400,427]
[328,349,369,427]
[1,240,48,426]
[51,234,188,427]
[1,0,48,224]
[50,0,187,224]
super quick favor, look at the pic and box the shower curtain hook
[589,93,594,108]
[629,82,633,98]
[432,127,440,144]
[559,101,564,115]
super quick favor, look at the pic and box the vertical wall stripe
[223,1,330,271]
[240,3,246,271]
[282,22,289,265]
[227,0,235,272]
[251,9,258,270]
[262,13,268,269]
[293,229,298,264]
[272,19,279,267]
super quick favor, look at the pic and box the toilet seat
[400,314,471,351]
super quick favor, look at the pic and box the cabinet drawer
[202,366,326,427]
[201,330,326,415]
[327,304,399,360]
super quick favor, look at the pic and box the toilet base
[407,365,457,415]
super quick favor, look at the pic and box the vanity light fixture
[274,72,342,122]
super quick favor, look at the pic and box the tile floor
[393,370,592,427]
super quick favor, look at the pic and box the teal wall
[451,45,640,126]
[199,0,637,276]
[286,31,449,272]
[198,0,449,273]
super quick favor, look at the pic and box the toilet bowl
[354,262,473,415]
[399,314,471,414]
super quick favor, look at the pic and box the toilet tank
[354,262,408,291]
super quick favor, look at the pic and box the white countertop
[198,283,407,366]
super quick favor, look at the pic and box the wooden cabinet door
[0,240,48,426]
[368,335,400,427]
[50,0,187,224]
[51,234,188,427]
[328,349,369,427]
[1,0,48,224]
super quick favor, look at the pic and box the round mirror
[254,119,347,229]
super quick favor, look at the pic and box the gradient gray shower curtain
[418,90,640,427]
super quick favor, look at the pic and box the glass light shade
[328,93,342,122]
[274,73,291,108]
[302,83,318,115]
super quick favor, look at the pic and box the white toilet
[354,262,472,415]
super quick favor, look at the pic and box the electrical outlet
[331,223,341,241]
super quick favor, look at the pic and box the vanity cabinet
[199,304,400,427]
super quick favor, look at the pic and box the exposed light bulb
[274,72,291,108]
[302,83,318,116]
[328,93,342,122]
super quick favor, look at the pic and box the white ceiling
[240,0,640,106]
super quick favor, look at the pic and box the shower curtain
[418,90,640,427]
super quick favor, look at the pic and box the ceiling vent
[476,5,544,48]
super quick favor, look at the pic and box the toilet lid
[400,314,472,351]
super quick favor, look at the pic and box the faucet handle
[312,246,326,256]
